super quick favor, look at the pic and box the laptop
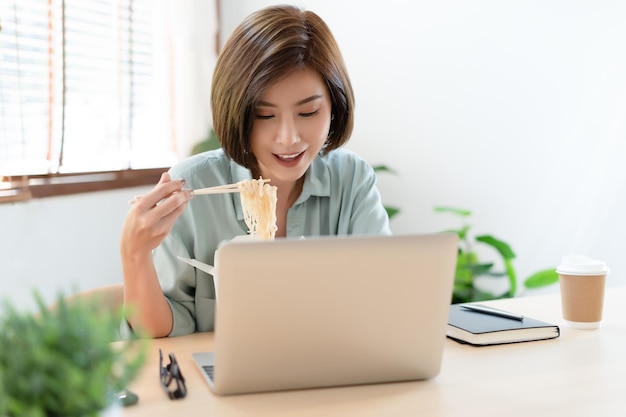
[190,232,458,395]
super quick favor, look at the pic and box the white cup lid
[556,255,610,276]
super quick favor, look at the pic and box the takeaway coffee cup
[556,255,610,329]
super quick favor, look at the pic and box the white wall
[222,0,626,290]
[0,187,152,310]
[2,0,625,309]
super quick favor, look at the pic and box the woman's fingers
[143,190,190,233]
[158,171,170,184]
[121,172,192,254]
[133,172,188,209]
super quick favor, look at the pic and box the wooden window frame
[0,168,165,203]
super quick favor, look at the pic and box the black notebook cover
[447,304,560,346]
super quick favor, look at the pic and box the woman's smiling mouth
[274,151,304,162]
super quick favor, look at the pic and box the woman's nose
[276,117,299,145]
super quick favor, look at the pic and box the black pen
[460,304,524,321]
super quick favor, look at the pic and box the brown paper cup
[558,273,606,329]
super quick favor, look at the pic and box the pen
[460,304,524,321]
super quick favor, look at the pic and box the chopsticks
[191,178,271,195]
[129,178,271,204]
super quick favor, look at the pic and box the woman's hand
[120,172,193,258]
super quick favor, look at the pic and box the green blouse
[124,148,391,337]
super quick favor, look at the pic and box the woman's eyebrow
[295,94,323,106]
[256,94,323,107]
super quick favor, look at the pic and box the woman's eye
[255,114,274,120]
[300,110,318,118]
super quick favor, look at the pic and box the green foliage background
[435,207,559,303]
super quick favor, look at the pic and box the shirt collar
[295,154,331,204]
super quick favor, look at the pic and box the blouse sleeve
[346,157,392,236]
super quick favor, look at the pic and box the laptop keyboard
[202,365,215,381]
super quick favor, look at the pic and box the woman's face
[250,67,332,184]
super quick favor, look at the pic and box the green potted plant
[435,206,559,303]
[0,290,146,417]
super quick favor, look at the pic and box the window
[0,0,217,202]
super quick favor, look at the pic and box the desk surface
[121,287,626,417]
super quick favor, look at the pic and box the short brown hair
[211,5,355,171]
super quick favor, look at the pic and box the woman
[120,5,391,338]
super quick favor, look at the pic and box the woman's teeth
[277,152,301,161]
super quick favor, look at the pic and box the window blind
[0,0,177,177]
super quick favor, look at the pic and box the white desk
[122,287,626,417]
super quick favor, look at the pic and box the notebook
[447,303,560,346]
[190,233,458,395]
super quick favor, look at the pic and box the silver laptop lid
[205,233,458,395]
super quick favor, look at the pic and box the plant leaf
[504,258,517,297]
[372,165,397,174]
[385,206,400,219]
[434,206,472,217]
[476,235,516,259]
[457,225,471,239]
[465,262,494,276]
[524,268,559,289]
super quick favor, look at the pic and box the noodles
[238,178,278,240]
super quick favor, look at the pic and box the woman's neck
[272,176,305,238]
